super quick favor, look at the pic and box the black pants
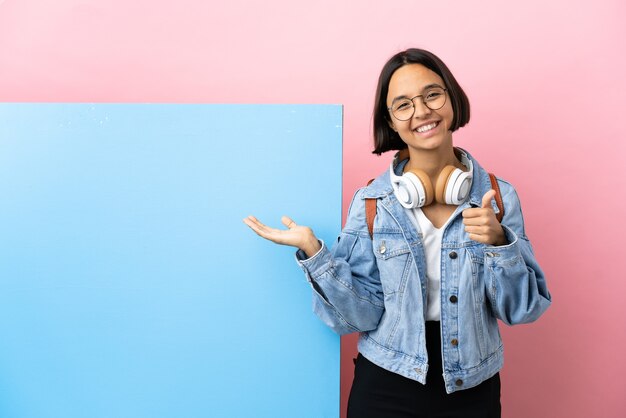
[347,322,501,418]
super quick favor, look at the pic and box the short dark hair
[372,48,471,155]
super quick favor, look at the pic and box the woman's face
[386,64,454,152]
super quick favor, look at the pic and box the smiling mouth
[415,121,439,133]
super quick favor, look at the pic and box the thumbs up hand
[462,190,507,246]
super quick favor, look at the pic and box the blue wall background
[0,104,342,418]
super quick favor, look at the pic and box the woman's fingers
[243,216,276,239]
[461,199,506,245]
[462,211,489,225]
[464,225,490,235]
[243,215,305,247]
[481,189,496,209]
[281,216,296,229]
[244,215,321,257]
[242,215,263,232]
[244,215,296,234]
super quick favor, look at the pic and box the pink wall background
[1,1,625,417]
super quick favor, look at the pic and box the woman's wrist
[492,226,508,246]
[300,236,322,258]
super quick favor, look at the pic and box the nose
[412,98,431,119]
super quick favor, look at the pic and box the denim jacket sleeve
[294,188,384,335]
[483,180,552,325]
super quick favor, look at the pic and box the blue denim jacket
[296,150,551,393]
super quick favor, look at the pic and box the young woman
[244,48,551,418]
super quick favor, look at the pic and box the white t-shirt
[409,208,452,321]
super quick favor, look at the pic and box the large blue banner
[0,104,342,418]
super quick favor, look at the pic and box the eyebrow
[390,83,444,103]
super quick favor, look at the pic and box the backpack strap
[488,173,505,223]
[365,179,376,239]
[365,173,505,239]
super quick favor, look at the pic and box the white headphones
[390,148,473,209]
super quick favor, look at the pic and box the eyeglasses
[388,87,448,121]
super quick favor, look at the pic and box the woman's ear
[387,119,397,132]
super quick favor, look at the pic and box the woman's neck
[403,146,464,178]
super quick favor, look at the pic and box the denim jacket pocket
[372,235,412,295]
[466,244,486,303]
[465,244,501,360]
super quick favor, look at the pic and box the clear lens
[391,100,414,121]
[423,88,446,109]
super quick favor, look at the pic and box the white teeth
[417,122,438,133]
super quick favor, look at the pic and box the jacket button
[455,379,463,386]
[449,295,458,303]
[451,339,458,346]
[449,251,458,259]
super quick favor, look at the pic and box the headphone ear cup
[446,169,472,205]
[436,165,473,205]
[394,175,418,208]
[435,165,457,204]
[405,169,434,207]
